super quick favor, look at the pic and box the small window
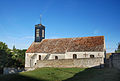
[90,55,94,58]
[39,55,41,60]
[55,56,58,60]
[73,54,77,59]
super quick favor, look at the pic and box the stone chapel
[25,22,106,68]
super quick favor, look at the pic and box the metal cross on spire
[40,14,42,24]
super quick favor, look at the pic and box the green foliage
[12,49,26,67]
[0,41,26,69]
[118,43,120,49]
[0,42,11,68]
[115,42,120,53]
[0,42,8,50]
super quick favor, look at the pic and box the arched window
[39,55,41,60]
[55,56,58,60]
[90,55,94,58]
[73,54,77,59]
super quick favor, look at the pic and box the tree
[0,42,12,68]
[11,48,26,67]
[0,41,26,69]
[115,42,120,53]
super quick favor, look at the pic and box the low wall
[3,67,25,75]
[35,58,103,68]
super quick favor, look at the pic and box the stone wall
[35,57,104,68]
[3,67,25,75]
[25,52,105,67]
[109,53,120,69]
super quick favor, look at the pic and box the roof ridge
[43,36,104,40]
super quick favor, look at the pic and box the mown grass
[0,67,120,81]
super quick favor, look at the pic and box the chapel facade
[25,23,106,67]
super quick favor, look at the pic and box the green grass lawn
[0,67,120,81]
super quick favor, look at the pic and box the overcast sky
[0,0,120,53]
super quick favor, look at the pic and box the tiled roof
[26,36,105,53]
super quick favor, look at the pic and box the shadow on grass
[0,73,45,81]
[63,67,120,81]
[0,66,120,81]
[63,68,101,81]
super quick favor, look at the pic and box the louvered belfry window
[36,29,39,37]
[42,29,44,37]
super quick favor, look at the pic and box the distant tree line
[0,41,26,73]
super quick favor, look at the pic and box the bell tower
[35,15,45,42]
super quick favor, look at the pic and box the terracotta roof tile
[26,36,105,53]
